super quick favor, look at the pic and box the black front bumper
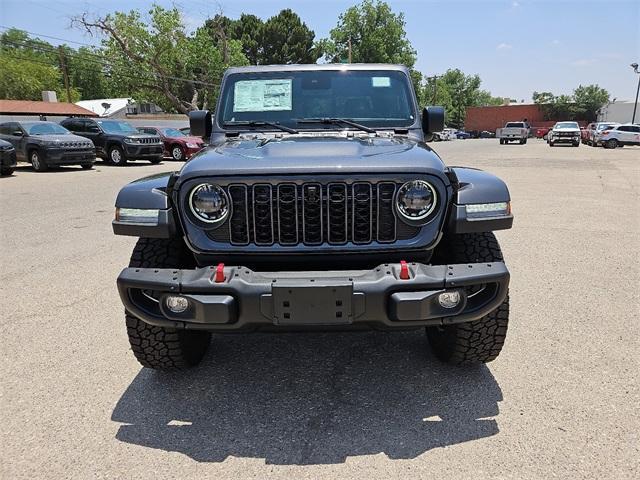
[118,261,509,331]
[0,149,17,168]
[125,144,164,159]
[43,149,95,165]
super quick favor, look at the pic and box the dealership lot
[1,139,638,479]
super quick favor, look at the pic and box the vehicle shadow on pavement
[112,330,502,465]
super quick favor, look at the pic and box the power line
[0,25,98,47]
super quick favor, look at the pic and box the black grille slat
[252,184,274,245]
[377,182,397,243]
[327,183,348,244]
[352,182,373,244]
[277,184,298,245]
[228,185,249,245]
[210,180,410,246]
[302,183,323,245]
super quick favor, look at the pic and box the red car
[535,127,550,139]
[137,126,204,161]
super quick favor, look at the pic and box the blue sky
[1,0,638,101]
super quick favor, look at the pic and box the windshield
[555,122,579,129]
[23,122,70,135]
[160,128,186,137]
[218,69,416,130]
[97,120,138,134]
[597,123,616,131]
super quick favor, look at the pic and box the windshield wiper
[296,117,376,134]
[223,120,298,134]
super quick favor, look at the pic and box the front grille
[208,181,420,246]
[139,137,161,144]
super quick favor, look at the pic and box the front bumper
[43,148,95,165]
[0,149,17,168]
[118,261,509,331]
[124,144,164,159]
[550,135,580,144]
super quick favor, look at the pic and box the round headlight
[188,183,229,223]
[396,180,437,222]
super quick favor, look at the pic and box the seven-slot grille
[210,181,416,246]
[138,137,161,144]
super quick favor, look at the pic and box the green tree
[421,69,498,128]
[573,84,609,121]
[205,9,317,65]
[73,5,248,113]
[66,46,112,100]
[321,0,416,67]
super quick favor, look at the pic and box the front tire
[426,232,510,365]
[125,237,211,370]
[170,145,184,161]
[81,163,93,170]
[605,139,618,149]
[30,150,47,171]
[108,145,127,166]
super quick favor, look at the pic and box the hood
[166,135,203,144]
[178,135,445,181]
[553,126,580,132]
[30,134,93,144]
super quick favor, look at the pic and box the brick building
[465,104,546,132]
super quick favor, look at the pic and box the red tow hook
[214,263,226,283]
[399,260,410,280]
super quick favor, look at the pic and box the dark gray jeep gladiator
[113,64,513,370]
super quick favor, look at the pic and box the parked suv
[0,138,17,176]
[548,121,581,147]
[113,64,513,371]
[598,123,640,148]
[137,126,205,161]
[586,122,619,146]
[0,121,95,171]
[61,118,163,165]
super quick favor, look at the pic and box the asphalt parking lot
[1,139,638,479]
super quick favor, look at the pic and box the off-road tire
[427,232,509,365]
[125,237,211,370]
[149,157,162,164]
[0,166,14,176]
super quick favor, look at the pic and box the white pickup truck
[497,122,530,145]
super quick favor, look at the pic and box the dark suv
[0,138,17,176]
[113,64,513,371]
[0,121,95,171]
[61,118,163,165]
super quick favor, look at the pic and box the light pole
[632,63,640,124]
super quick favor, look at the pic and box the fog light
[438,291,461,309]
[166,295,189,313]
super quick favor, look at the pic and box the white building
[75,98,165,118]
[597,100,640,123]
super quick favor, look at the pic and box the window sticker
[372,76,391,87]
[233,79,293,112]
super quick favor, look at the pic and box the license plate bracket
[272,281,353,325]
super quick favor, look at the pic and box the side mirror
[422,106,445,134]
[189,110,212,138]
[12,130,23,137]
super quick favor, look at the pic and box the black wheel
[522,138,527,144]
[30,149,47,171]
[499,139,504,145]
[1,166,15,176]
[427,232,509,365]
[108,145,127,165]
[125,237,211,370]
[170,144,184,161]
[605,139,618,149]
[149,157,162,164]
[81,163,94,170]
[549,141,554,147]
[573,142,580,147]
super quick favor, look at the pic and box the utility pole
[58,46,71,103]
[631,63,639,124]
[347,36,352,63]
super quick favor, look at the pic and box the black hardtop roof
[224,63,410,76]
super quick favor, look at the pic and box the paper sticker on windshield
[372,76,391,87]
[233,79,292,112]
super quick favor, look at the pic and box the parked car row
[582,122,640,148]
[0,118,202,175]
